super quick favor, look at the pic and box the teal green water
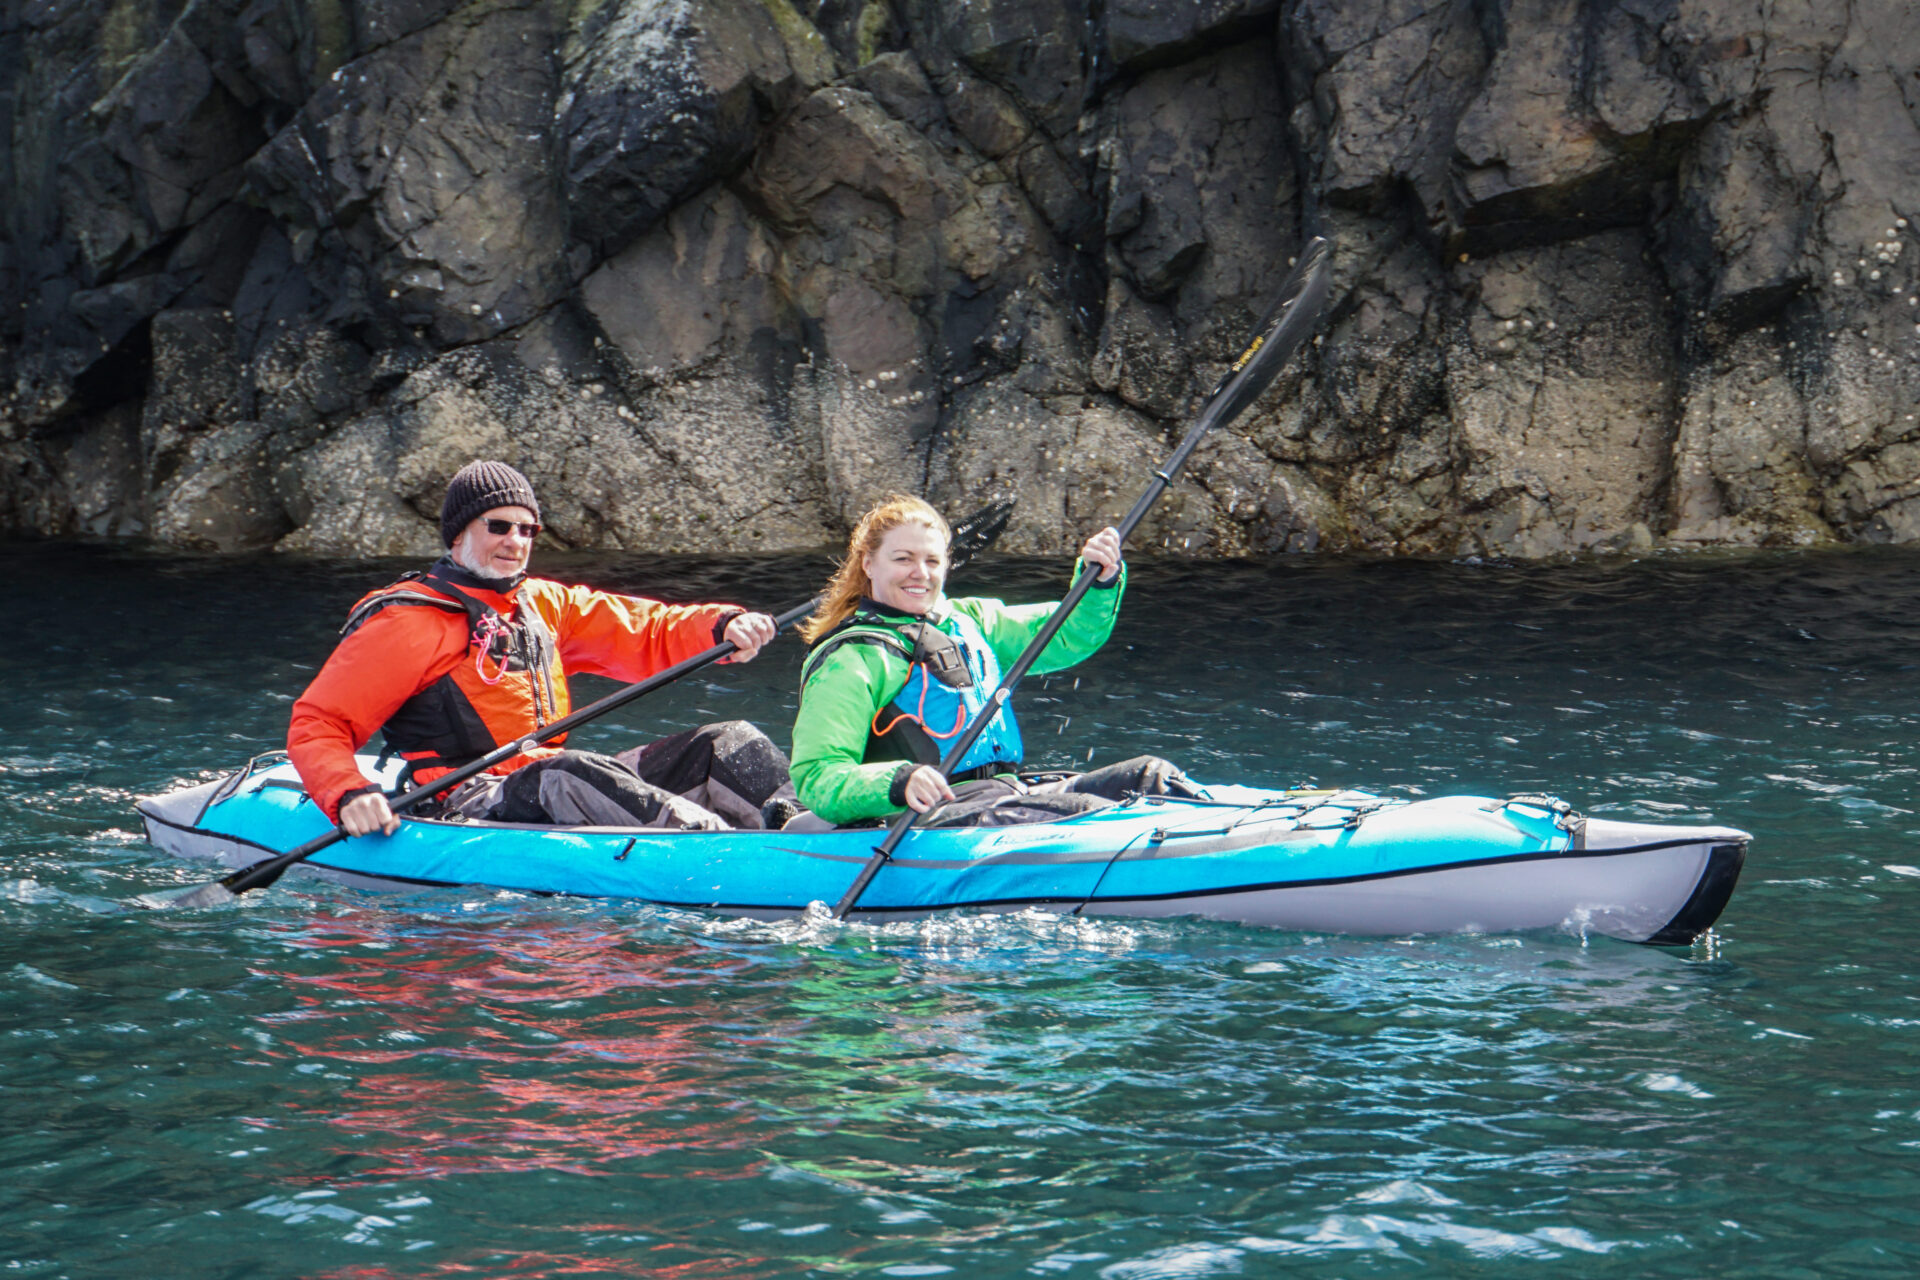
[6,543,1920,1278]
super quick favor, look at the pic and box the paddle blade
[150,826,343,910]
[1197,236,1333,431]
[158,880,240,910]
[948,498,1016,570]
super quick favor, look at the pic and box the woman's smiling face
[862,521,948,615]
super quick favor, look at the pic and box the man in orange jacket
[288,460,797,837]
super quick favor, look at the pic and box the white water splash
[1640,1072,1715,1099]
[695,901,1146,954]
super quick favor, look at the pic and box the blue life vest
[801,603,1025,781]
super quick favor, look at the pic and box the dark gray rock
[927,381,1221,553]
[1104,0,1279,75]
[250,321,374,435]
[936,67,1032,159]
[247,0,571,345]
[95,24,263,242]
[1283,0,1488,228]
[913,0,1088,138]
[228,226,323,354]
[560,0,836,260]
[747,84,961,516]
[1668,323,1828,547]
[163,203,275,312]
[60,405,151,538]
[0,442,74,536]
[1450,0,1722,252]
[853,51,948,135]
[0,405,147,539]
[1103,40,1297,347]
[153,419,293,549]
[275,325,829,554]
[791,0,908,69]
[1655,2,1920,548]
[582,188,794,382]
[233,0,347,110]
[355,0,472,48]
[577,187,833,548]
[1187,429,1340,554]
[134,307,295,550]
[1090,279,1189,418]
[143,307,242,485]
[1441,229,1680,556]
[11,274,190,434]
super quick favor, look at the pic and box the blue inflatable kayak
[137,754,1747,944]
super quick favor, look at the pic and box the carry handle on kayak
[156,499,1016,910]
[832,238,1334,920]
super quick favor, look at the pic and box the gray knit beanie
[440,460,540,547]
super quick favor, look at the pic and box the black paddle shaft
[166,498,1016,908]
[832,238,1333,919]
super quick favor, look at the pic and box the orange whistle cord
[871,664,968,741]
[472,615,512,686]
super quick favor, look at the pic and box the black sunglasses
[483,518,542,538]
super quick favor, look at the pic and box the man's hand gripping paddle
[831,237,1335,920]
[157,499,1016,910]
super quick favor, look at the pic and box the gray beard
[450,538,523,585]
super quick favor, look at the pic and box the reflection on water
[195,898,1759,1275]
[5,542,1920,1277]
[251,920,775,1183]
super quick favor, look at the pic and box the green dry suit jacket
[791,563,1127,825]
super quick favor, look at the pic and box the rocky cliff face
[5,0,1917,558]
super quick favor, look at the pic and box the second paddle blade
[950,499,1016,570]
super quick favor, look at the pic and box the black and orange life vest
[341,561,571,783]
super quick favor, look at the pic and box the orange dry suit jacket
[288,560,741,821]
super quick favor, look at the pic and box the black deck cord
[832,238,1334,920]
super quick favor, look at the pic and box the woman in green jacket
[789,494,1197,828]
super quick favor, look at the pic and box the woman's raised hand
[1080,526,1122,581]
